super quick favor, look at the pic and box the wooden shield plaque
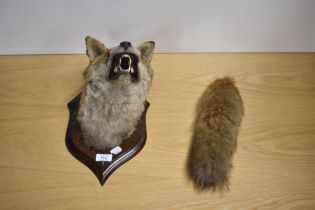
[65,93,149,185]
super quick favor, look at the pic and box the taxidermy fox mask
[77,36,155,149]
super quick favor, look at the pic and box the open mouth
[108,53,139,82]
[114,54,134,74]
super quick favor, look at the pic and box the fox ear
[85,36,108,61]
[137,41,155,63]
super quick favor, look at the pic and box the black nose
[120,41,131,50]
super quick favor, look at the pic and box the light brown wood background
[0,53,315,210]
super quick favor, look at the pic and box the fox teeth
[122,67,130,73]
[114,67,133,73]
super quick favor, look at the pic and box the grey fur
[77,37,155,149]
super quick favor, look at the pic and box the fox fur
[77,36,155,150]
[187,77,244,191]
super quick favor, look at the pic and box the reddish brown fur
[186,77,244,191]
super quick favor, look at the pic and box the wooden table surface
[0,53,315,210]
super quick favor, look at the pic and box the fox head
[84,36,155,90]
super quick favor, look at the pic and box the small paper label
[96,154,112,162]
[110,146,122,155]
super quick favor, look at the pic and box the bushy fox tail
[187,77,244,191]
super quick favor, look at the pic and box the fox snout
[119,41,131,50]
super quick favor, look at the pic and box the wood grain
[0,53,315,210]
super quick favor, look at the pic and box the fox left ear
[85,36,109,62]
[137,41,155,63]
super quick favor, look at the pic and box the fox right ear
[85,36,109,61]
[137,41,155,63]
